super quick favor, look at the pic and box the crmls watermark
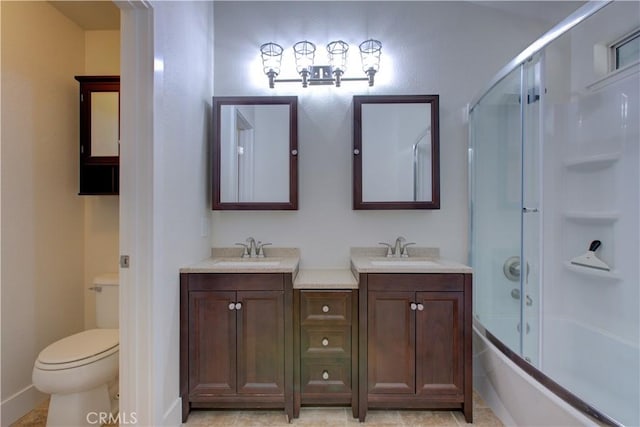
[86,411,138,425]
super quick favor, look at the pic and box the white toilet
[33,273,119,427]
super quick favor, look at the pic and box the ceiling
[48,1,585,33]
[471,1,586,26]
[49,1,120,31]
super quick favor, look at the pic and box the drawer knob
[410,303,417,311]
[228,303,236,311]
[417,303,424,311]
[322,305,330,313]
[321,338,329,347]
[235,302,242,310]
[322,370,330,380]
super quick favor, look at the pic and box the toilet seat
[35,329,118,371]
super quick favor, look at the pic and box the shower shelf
[563,211,620,224]
[563,261,621,281]
[563,152,621,171]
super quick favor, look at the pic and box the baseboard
[1,384,47,426]
[162,397,182,426]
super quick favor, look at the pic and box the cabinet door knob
[322,305,330,313]
[235,302,242,310]
[228,303,236,311]
[321,338,329,347]
[322,370,330,380]
[417,303,424,311]
[410,303,417,311]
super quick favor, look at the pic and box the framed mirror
[212,96,298,210]
[353,94,440,209]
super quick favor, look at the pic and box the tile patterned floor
[11,391,503,426]
[183,391,503,426]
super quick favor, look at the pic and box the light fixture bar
[261,39,381,88]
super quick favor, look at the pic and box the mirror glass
[213,96,298,210]
[91,92,119,157]
[353,95,440,209]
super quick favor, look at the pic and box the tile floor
[11,391,503,426]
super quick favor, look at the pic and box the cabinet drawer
[301,358,351,394]
[301,326,351,358]
[300,291,352,324]
[186,273,284,291]
[368,273,464,292]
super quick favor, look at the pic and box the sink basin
[214,260,281,267]
[369,259,440,267]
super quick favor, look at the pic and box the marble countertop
[294,269,358,289]
[180,248,300,274]
[350,247,472,274]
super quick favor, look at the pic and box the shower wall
[541,4,639,423]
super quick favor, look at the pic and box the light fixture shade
[260,42,283,76]
[293,40,316,74]
[359,39,382,73]
[327,40,349,73]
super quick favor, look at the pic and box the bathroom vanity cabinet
[293,289,358,417]
[356,272,472,423]
[180,272,294,422]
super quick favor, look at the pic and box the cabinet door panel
[237,291,285,395]
[189,291,236,396]
[416,291,464,396]
[367,291,415,394]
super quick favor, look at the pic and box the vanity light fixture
[260,39,382,89]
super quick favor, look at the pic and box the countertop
[350,247,473,274]
[179,248,300,274]
[294,269,358,289]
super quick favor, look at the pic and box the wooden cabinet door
[189,291,236,396]
[415,291,464,397]
[367,291,415,394]
[237,290,285,395]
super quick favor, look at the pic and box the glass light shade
[359,39,382,73]
[327,40,349,73]
[293,40,316,74]
[260,42,283,75]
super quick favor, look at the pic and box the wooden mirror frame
[212,96,298,210]
[353,94,440,210]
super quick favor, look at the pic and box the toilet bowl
[33,329,119,427]
[32,273,120,427]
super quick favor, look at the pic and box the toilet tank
[94,273,119,328]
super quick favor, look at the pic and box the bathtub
[473,325,601,427]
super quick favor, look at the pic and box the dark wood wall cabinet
[293,290,358,418]
[180,273,294,422]
[75,76,120,195]
[357,273,473,423]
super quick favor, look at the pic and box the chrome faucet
[379,236,415,258]
[393,236,406,258]
[235,237,271,258]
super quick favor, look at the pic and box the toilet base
[46,384,111,427]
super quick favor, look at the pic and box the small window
[612,30,640,70]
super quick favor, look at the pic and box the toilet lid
[37,329,118,365]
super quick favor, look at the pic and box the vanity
[179,246,472,423]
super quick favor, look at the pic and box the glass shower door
[470,65,524,351]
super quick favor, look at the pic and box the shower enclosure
[469,2,639,426]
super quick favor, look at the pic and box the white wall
[149,2,214,424]
[211,1,552,268]
[0,2,85,424]
[83,30,120,330]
